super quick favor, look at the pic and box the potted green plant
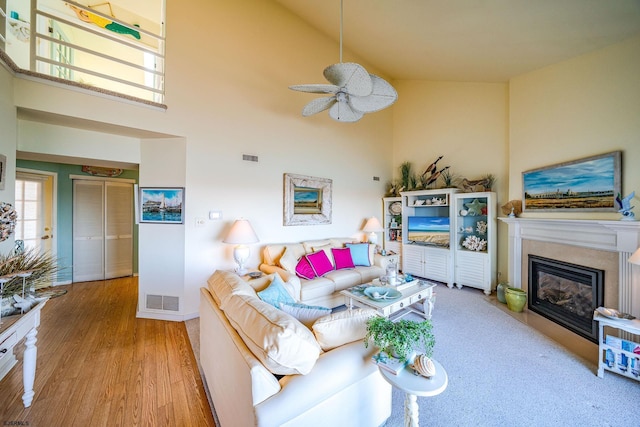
[364,316,435,362]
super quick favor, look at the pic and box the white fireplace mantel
[499,217,640,317]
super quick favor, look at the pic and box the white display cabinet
[453,192,496,295]
[594,312,640,382]
[382,197,403,265]
[400,189,458,287]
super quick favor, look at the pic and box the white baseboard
[136,310,198,322]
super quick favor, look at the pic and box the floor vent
[146,294,180,312]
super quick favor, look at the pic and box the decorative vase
[505,287,527,312]
[496,282,508,304]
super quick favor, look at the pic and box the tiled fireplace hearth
[500,218,640,323]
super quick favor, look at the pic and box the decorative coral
[462,235,487,252]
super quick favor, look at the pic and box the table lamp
[223,219,259,275]
[629,248,640,265]
[362,217,384,245]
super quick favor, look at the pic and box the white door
[105,182,133,279]
[15,170,56,257]
[73,179,133,282]
[73,180,105,282]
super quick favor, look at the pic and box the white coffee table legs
[22,327,38,407]
[404,393,420,427]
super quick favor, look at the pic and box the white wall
[0,64,16,255]
[6,0,394,318]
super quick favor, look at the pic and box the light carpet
[186,285,640,427]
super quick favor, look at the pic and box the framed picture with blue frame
[139,187,185,224]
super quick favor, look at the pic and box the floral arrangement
[462,235,487,252]
[476,220,487,235]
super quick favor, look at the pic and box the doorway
[15,169,56,258]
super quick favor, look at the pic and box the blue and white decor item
[616,191,635,220]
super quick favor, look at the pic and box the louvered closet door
[105,182,133,279]
[73,180,105,282]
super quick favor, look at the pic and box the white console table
[0,300,47,407]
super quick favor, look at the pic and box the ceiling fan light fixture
[289,2,397,122]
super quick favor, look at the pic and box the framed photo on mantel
[522,151,621,212]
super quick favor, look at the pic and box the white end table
[379,358,448,427]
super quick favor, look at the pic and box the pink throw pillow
[306,251,334,277]
[332,247,355,270]
[295,256,316,280]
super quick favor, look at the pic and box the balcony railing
[0,0,165,105]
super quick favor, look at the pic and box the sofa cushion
[332,247,355,270]
[323,269,362,291]
[299,276,335,301]
[295,256,317,280]
[302,239,332,254]
[279,302,332,328]
[223,293,321,375]
[312,308,377,351]
[257,274,296,308]
[307,250,334,277]
[278,244,306,273]
[346,243,372,266]
[311,243,336,266]
[207,270,257,308]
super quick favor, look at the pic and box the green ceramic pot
[496,282,508,304]
[505,287,527,312]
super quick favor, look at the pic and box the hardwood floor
[0,277,216,427]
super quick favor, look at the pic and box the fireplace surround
[500,218,640,326]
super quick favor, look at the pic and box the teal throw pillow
[257,274,296,308]
[346,243,371,266]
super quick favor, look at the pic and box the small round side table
[379,358,448,427]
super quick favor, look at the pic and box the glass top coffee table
[340,280,437,320]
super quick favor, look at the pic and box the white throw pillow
[278,245,306,273]
[279,302,331,329]
[312,308,377,351]
[223,293,321,375]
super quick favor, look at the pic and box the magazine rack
[593,311,640,381]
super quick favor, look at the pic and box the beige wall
[392,80,510,280]
[509,34,640,221]
[0,64,17,255]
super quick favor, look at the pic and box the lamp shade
[362,217,384,233]
[629,248,640,265]
[223,219,259,244]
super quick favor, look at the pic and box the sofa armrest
[259,264,302,301]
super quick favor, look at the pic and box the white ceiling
[274,0,640,82]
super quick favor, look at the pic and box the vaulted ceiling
[274,0,640,82]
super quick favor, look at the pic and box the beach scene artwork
[293,186,322,214]
[523,151,620,211]
[407,216,450,247]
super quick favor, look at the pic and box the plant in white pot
[364,316,435,362]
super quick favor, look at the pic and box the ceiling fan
[289,1,398,122]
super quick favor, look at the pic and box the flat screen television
[407,216,450,247]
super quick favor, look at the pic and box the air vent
[242,154,259,162]
[146,294,180,312]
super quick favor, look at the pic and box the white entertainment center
[397,189,497,295]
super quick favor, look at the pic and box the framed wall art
[139,187,185,224]
[283,173,332,226]
[522,151,621,211]
[0,154,6,190]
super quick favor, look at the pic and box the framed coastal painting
[139,187,185,224]
[283,173,332,226]
[522,151,621,211]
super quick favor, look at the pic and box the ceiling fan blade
[349,74,398,113]
[323,63,373,97]
[289,84,339,94]
[329,100,364,122]
[301,96,336,116]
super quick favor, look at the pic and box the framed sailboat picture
[139,187,185,224]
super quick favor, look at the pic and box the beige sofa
[200,270,392,427]
[259,238,391,308]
